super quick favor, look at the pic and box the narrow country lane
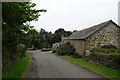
[22,50,108,79]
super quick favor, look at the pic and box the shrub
[91,46,120,55]
[52,42,62,53]
[101,44,118,49]
[90,45,120,70]
[89,53,120,70]
[56,42,75,55]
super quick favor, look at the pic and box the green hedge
[91,47,120,55]
[88,53,120,70]
[100,44,118,49]
[89,45,120,70]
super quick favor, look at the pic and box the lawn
[3,53,30,79]
[60,55,120,79]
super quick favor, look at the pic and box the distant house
[62,20,120,55]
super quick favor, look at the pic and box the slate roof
[64,20,120,40]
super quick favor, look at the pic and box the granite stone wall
[86,23,120,49]
[63,39,85,55]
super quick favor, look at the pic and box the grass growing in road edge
[3,53,30,79]
[60,55,120,79]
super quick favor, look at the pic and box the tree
[29,28,53,49]
[73,30,78,33]
[52,28,72,43]
[2,2,46,68]
[27,28,72,50]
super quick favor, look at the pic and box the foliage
[3,53,30,79]
[56,42,75,55]
[90,45,120,70]
[52,28,72,43]
[2,2,46,68]
[28,28,73,50]
[61,56,120,79]
[101,44,118,49]
[91,46,120,55]
[29,28,53,49]
[89,53,120,70]
[52,42,62,53]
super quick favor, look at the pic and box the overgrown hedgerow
[90,45,120,70]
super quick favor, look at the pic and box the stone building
[62,20,120,55]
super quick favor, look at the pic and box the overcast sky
[30,0,119,33]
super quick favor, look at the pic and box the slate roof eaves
[64,20,116,40]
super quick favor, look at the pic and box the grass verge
[3,53,30,79]
[60,55,120,79]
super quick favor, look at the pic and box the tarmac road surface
[22,50,108,79]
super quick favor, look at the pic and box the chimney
[61,35,64,42]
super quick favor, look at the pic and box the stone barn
[62,20,120,55]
